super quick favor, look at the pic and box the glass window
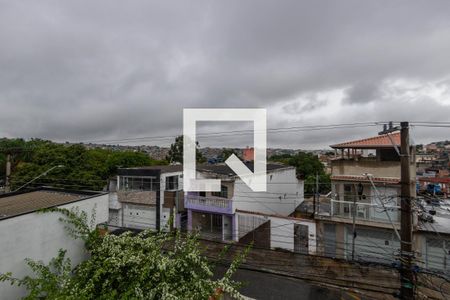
[165,175,178,190]
[119,176,156,191]
[212,185,228,198]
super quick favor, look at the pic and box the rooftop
[118,165,183,176]
[0,188,103,220]
[197,162,291,177]
[331,175,400,184]
[331,132,400,149]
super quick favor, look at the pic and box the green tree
[166,135,205,164]
[270,152,331,194]
[219,148,239,161]
[0,208,247,299]
[0,138,165,191]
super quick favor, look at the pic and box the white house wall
[122,203,171,230]
[123,203,156,229]
[159,171,183,229]
[269,216,316,255]
[0,194,108,300]
[233,168,303,216]
[235,211,316,255]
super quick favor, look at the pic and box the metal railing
[330,199,400,223]
[185,194,232,209]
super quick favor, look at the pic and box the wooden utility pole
[400,121,414,299]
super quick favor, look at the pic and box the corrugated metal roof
[197,162,291,176]
[0,189,99,220]
[118,165,183,174]
[331,132,400,149]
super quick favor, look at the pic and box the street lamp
[12,165,64,193]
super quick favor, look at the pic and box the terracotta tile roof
[331,175,400,184]
[0,189,100,220]
[331,132,400,149]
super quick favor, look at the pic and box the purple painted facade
[187,209,192,231]
[184,194,233,214]
[185,194,235,241]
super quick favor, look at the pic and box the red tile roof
[331,175,400,184]
[331,132,400,149]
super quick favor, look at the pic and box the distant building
[0,188,108,300]
[242,147,254,161]
[426,143,438,153]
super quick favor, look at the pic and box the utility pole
[352,183,363,261]
[5,154,11,193]
[351,190,357,261]
[312,173,319,217]
[400,121,414,299]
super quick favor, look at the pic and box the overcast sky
[1,0,450,149]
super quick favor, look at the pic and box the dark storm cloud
[343,82,381,104]
[1,0,450,148]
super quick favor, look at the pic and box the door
[324,223,336,257]
[123,204,156,229]
[223,215,232,241]
[294,224,309,254]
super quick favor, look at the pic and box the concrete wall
[0,194,108,300]
[343,225,400,263]
[117,190,157,205]
[122,203,171,230]
[159,172,183,229]
[331,159,401,178]
[236,211,316,254]
[269,216,316,255]
[233,168,303,216]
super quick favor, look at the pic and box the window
[119,176,156,191]
[212,185,228,198]
[165,175,179,190]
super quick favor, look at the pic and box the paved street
[216,266,360,300]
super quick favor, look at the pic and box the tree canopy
[0,208,246,299]
[219,148,239,162]
[166,135,205,164]
[270,152,331,194]
[0,138,167,191]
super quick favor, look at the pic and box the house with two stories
[109,165,184,231]
[315,131,416,263]
[184,162,309,249]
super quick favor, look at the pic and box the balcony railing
[330,199,400,223]
[185,194,233,213]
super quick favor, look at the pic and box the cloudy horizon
[1,1,450,149]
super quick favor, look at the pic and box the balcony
[331,158,400,179]
[185,194,233,214]
[329,199,400,224]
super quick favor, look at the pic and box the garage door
[123,204,156,230]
